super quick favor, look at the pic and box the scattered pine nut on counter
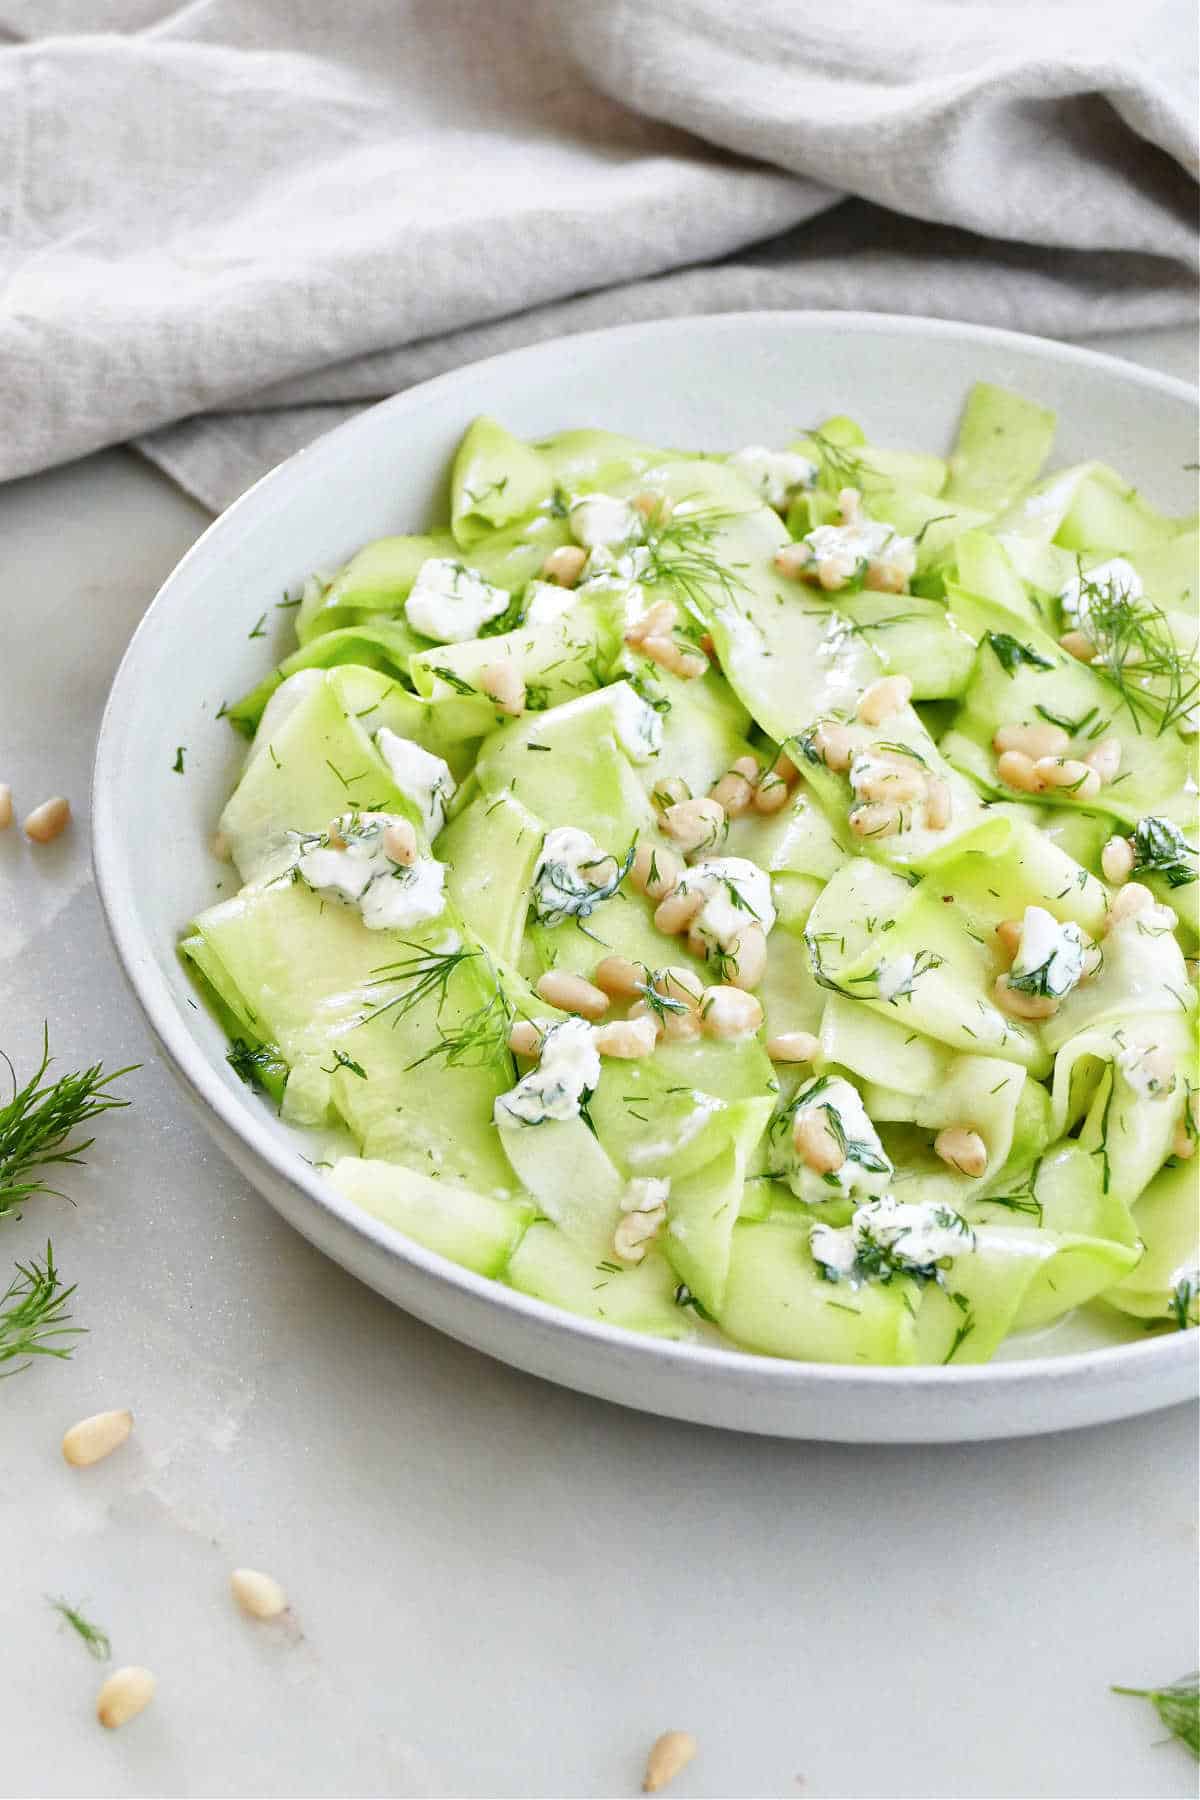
[24,794,71,843]
[643,1730,698,1793]
[231,1568,289,1620]
[62,1408,133,1467]
[96,1666,156,1730]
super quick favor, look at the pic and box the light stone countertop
[0,327,1196,1800]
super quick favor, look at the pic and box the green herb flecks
[640,504,751,620]
[172,746,186,774]
[0,1031,137,1222]
[986,632,1056,677]
[1112,1672,1199,1759]
[1129,816,1198,889]
[248,612,268,639]
[49,1597,111,1661]
[0,1243,82,1374]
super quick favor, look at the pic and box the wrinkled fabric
[1,0,1196,509]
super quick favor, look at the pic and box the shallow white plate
[93,312,1199,1441]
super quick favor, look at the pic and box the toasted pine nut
[700,986,763,1038]
[849,803,903,839]
[593,955,644,999]
[753,771,790,814]
[24,795,71,844]
[654,966,705,1011]
[626,599,679,648]
[1059,630,1095,663]
[382,820,417,866]
[654,886,706,935]
[792,1107,845,1174]
[773,543,810,579]
[1083,738,1121,784]
[699,632,717,662]
[632,490,672,523]
[662,1007,702,1042]
[479,660,526,717]
[933,1127,988,1178]
[924,775,952,831]
[685,924,708,962]
[96,1666,155,1730]
[1107,882,1155,928]
[863,561,906,593]
[627,999,666,1040]
[1101,836,1135,885]
[768,1033,819,1065]
[857,675,912,726]
[851,762,925,805]
[507,1021,542,1058]
[1034,757,1102,800]
[652,775,691,810]
[812,721,853,772]
[643,1730,698,1793]
[993,721,1070,760]
[711,770,754,815]
[630,842,683,902]
[726,923,768,990]
[593,1016,659,1059]
[1081,941,1104,981]
[817,557,848,592]
[993,975,1059,1021]
[642,635,708,681]
[231,1568,288,1620]
[1173,1121,1196,1158]
[613,1208,665,1264]
[62,1408,133,1468]
[535,971,610,1020]
[661,797,726,857]
[0,783,11,830]
[774,749,800,785]
[996,750,1044,794]
[995,919,1023,961]
[541,545,587,588]
[730,754,760,782]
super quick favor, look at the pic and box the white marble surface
[0,330,1197,1800]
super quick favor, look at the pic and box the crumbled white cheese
[296,813,447,932]
[1010,905,1085,1000]
[523,580,578,626]
[728,446,818,509]
[495,1018,601,1126]
[374,729,456,839]
[609,682,663,763]
[1117,1043,1176,1100]
[1059,557,1143,628]
[875,953,916,1003]
[532,826,627,925]
[568,493,640,550]
[622,1176,671,1214]
[584,542,653,585]
[800,515,917,587]
[778,1075,893,1205]
[404,557,511,643]
[810,1196,975,1284]
[675,856,776,957]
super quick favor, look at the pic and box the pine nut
[995,919,1023,960]
[643,1730,697,1793]
[231,1568,288,1620]
[0,783,12,829]
[661,1007,702,1042]
[630,842,683,902]
[924,775,952,831]
[479,660,526,717]
[792,1108,845,1174]
[541,545,587,587]
[851,762,925,805]
[626,599,679,647]
[627,999,665,1040]
[1083,738,1121,784]
[654,886,706,935]
[933,1127,988,1178]
[812,721,853,772]
[535,971,610,1019]
[699,632,717,662]
[1101,836,1135,884]
[632,490,672,523]
[24,795,71,844]
[508,1020,542,1058]
[62,1408,133,1468]
[1034,757,1102,799]
[1081,941,1104,980]
[642,635,708,681]
[382,820,417,866]
[710,770,754,815]
[1173,1121,1196,1159]
[593,1016,660,1058]
[730,755,760,782]
[613,1208,664,1263]
[993,975,1059,1021]
[849,802,903,839]
[863,561,906,593]
[654,966,705,1010]
[753,771,790,814]
[1059,630,1095,662]
[726,923,768,991]
[96,1666,155,1730]
[817,557,848,591]
[857,675,912,726]
[699,986,763,1038]
[766,1031,820,1063]
[593,955,644,999]
[1107,882,1155,928]
[661,797,726,857]
[652,776,692,810]
[996,750,1044,794]
[993,721,1070,760]
[773,543,810,579]
[774,750,800,785]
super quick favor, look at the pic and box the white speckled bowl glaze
[93,313,1199,1441]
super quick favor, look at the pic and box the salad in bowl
[181,382,1199,1368]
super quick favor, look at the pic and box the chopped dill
[324,1049,368,1080]
[48,1596,111,1660]
[248,611,268,639]
[986,631,1055,677]
[172,746,186,774]
[0,1242,82,1374]
[640,503,751,619]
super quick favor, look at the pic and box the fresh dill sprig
[1072,571,1199,735]
[1129,816,1198,889]
[0,1242,82,1374]
[986,631,1056,677]
[1112,1672,1199,1759]
[640,504,750,619]
[406,985,515,1077]
[48,1596,111,1661]
[801,429,878,495]
[365,940,481,1028]
[0,1030,137,1221]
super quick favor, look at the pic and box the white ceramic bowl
[93,312,1199,1442]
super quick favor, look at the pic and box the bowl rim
[92,308,1199,1404]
